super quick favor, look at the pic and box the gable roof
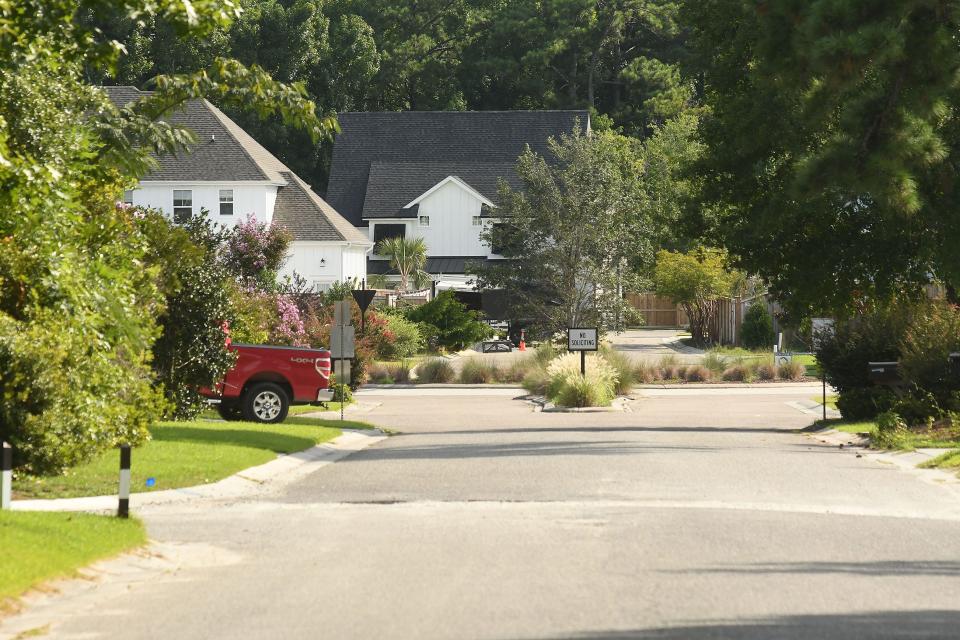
[327,110,589,225]
[101,86,368,245]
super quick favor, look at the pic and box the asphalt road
[18,386,960,639]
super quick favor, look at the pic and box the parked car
[202,344,333,423]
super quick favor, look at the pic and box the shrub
[332,383,353,403]
[416,358,456,383]
[676,365,689,379]
[684,365,711,382]
[658,354,678,369]
[144,214,238,420]
[874,411,908,448]
[459,358,500,384]
[891,390,941,428]
[740,301,775,350]
[405,291,492,351]
[368,363,392,383]
[722,365,750,382]
[221,215,292,289]
[600,346,636,395]
[899,302,960,403]
[378,314,425,360]
[835,387,898,420]
[777,361,806,381]
[545,353,618,407]
[816,305,912,396]
[756,363,777,380]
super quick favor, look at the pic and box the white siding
[408,180,492,256]
[129,183,278,229]
[280,242,368,290]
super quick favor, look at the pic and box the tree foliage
[406,292,492,351]
[0,0,326,471]
[653,248,739,346]
[684,1,960,314]
[473,127,668,336]
[376,236,430,292]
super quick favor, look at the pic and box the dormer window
[419,215,430,227]
[173,190,192,223]
[219,189,234,216]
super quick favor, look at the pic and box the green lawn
[920,449,960,471]
[15,416,374,500]
[811,393,839,410]
[815,419,876,435]
[815,418,960,450]
[0,511,146,605]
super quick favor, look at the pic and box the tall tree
[684,1,960,315]
[472,128,649,336]
[376,237,430,292]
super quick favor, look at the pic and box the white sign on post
[333,301,353,327]
[567,328,599,351]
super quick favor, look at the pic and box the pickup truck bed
[202,343,333,423]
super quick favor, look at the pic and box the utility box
[867,361,900,385]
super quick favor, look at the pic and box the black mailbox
[949,352,960,377]
[867,361,900,385]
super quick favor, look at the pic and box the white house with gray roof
[104,86,372,289]
[325,110,589,290]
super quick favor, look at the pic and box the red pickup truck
[204,344,334,424]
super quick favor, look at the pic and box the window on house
[122,189,134,205]
[173,190,193,223]
[219,189,234,216]
[373,224,406,246]
[471,216,482,226]
[419,215,430,227]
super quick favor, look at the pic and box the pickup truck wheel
[242,382,289,424]
[217,401,243,421]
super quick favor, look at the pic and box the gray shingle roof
[273,172,369,243]
[327,111,590,226]
[362,162,522,220]
[101,86,368,244]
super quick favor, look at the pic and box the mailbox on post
[867,362,900,385]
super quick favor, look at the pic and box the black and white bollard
[118,445,131,518]
[1,441,11,510]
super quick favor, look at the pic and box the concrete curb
[11,428,387,514]
[526,395,632,413]
[635,382,830,390]
[361,383,525,390]
[808,428,959,486]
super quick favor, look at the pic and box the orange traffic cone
[518,329,526,351]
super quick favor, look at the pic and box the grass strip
[15,416,373,500]
[0,511,146,605]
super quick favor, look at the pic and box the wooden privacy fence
[625,293,689,327]
[626,292,779,346]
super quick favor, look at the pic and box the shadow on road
[544,610,960,639]
[673,560,960,578]
[334,440,717,461]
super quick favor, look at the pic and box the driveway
[7,386,960,639]
[607,328,704,364]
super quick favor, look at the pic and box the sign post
[567,327,599,376]
[332,300,356,421]
[812,318,835,422]
[351,279,376,335]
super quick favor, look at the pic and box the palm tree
[376,236,431,292]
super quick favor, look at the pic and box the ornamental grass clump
[502,356,534,383]
[777,361,806,381]
[756,363,777,381]
[684,365,711,382]
[600,346,636,395]
[722,364,750,382]
[459,358,500,384]
[416,358,456,383]
[545,353,618,407]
